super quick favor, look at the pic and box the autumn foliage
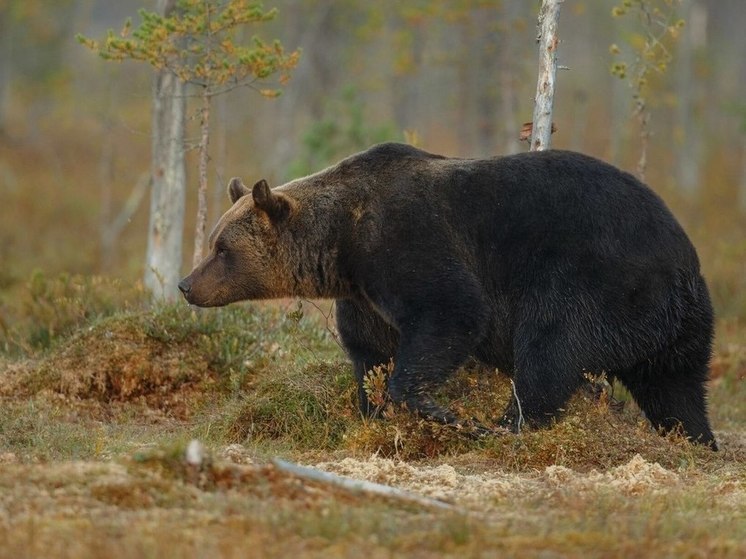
[77,0,299,97]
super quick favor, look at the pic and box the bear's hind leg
[617,278,717,450]
[618,358,717,450]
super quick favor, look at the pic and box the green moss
[216,360,357,449]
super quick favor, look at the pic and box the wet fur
[180,143,717,449]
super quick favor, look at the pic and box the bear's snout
[178,277,192,298]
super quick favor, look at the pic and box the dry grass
[0,297,744,558]
[0,444,743,558]
[1,35,744,557]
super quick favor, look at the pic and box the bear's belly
[470,303,514,373]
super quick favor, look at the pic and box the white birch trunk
[192,89,210,269]
[144,0,186,300]
[530,0,563,152]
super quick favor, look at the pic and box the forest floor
[0,292,744,558]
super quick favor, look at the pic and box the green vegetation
[77,0,300,271]
[288,86,398,178]
[0,275,743,557]
[1,1,745,557]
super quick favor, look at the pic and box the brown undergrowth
[1,301,742,473]
[0,297,744,558]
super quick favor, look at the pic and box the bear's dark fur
[179,143,717,449]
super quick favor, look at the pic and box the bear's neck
[285,206,353,299]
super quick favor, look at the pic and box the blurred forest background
[0,0,744,320]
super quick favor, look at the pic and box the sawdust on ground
[307,452,742,512]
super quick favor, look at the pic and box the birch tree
[609,0,683,181]
[148,0,187,300]
[529,0,563,152]
[78,0,299,295]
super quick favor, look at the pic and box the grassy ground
[0,278,744,558]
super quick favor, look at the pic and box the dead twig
[510,379,525,434]
[302,298,343,350]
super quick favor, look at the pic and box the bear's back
[335,144,700,279]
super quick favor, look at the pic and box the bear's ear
[228,177,251,204]
[252,179,294,224]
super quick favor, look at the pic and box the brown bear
[179,143,717,449]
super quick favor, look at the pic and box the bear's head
[178,178,297,307]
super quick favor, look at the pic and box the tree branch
[272,458,460,512]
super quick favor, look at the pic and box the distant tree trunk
[98,76,116,268]
[497,1,522,155]
[475,10,498,156]
[267,1,334,178]
[144,0,186,300]
[102,173,150,269]
[609,61,628,165]
[0,11,12,136]
[740,141,746,212]
[675,0,704,196]
[192,88,210,269]
[570,90,588,152]
[391,19,425,134]
[210,92,227,226]
[457,18,476,154]
[604,10,630,167]
[530,0,563,152]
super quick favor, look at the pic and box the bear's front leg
[388,332,473,426]
[336,298,399,417]
[384,285,490,431]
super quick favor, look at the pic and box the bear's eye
[216,247,227,258]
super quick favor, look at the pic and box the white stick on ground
[272,458,460,512]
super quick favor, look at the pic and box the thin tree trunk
[102,173,150,267]
[609,61,627,165]
[144,0,186,300]
[606,2,628,165]
[210,92,227,226]
[456,18,475,154]
[497,1,522,155]
[98,82,115,269]
[740,141,746,212]
[193,88,210,268]
[675,0,703,196]
[635,102,650,182]
[498,64,520,154]
[0,10,12,136]
[391,19,425,135]
[530,0,563,152]
[570,90,588,152]
[475,10,498,156]
[267,2,334,177]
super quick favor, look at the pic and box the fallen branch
[272,458,459,512]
